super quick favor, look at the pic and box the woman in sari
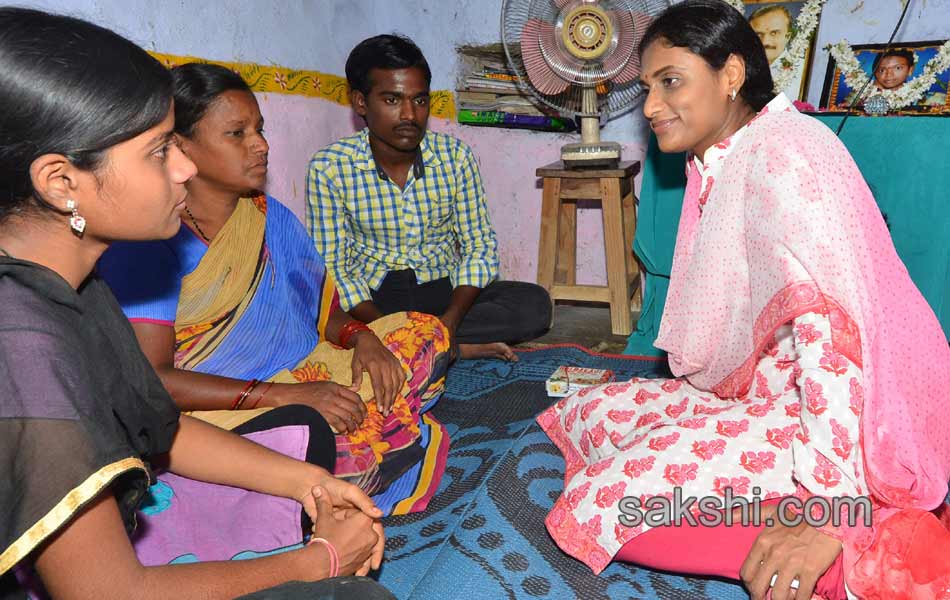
[99,62,451,517]
[0,7,390,599]
[538,2,950,599]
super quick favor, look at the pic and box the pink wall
[258,92,645,286]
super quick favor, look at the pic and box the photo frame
[819,40,950,115]
[744,0,823,101]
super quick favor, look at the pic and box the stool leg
[601,177,633,336]
[621,179,641,312]
[557,200,577,285]
[537,177,561,294]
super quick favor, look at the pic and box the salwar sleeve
[97,240,182,325]
[789,311,873,538]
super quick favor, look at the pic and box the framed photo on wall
[744,0,822,101]
[819,40,950,115]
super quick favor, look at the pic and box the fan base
[561,141,622,169]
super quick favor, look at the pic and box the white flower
[771,0,827,94]
[724,0,745,12]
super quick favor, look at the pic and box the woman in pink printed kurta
[539,2,950,599]
[541,309,866,570]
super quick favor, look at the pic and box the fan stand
[561,86,622,169]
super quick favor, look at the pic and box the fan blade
[610,11,654,84]
[632,10,655,39]
[611,52,641,84]
[600,10,634,78]
[521,18,571,95]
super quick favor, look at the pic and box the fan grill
[502,0,669,119]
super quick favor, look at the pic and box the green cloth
[624,114,950,356]
[623,136,685,356]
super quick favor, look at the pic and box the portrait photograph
[819,40,950,115]
[744,0,822,101]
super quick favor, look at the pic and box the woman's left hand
[740,503,842,600]
[350,331,405,416]
[297,471,386,573]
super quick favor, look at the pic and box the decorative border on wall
[148,51,457,120]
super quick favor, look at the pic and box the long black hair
[345,34,432,95]
[170,63,253,138]
[0,7,172,221]
[639,0,775,111]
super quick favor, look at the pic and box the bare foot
[459,342,519,362]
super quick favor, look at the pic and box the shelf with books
[455,44,577,133]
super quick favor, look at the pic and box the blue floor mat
[378,346,749,600]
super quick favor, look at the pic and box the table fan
[502,0,669,168]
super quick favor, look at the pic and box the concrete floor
[520,303,634,354]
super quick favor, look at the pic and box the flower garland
[723,0,826,95]
[826,39,950,110]
[771,0,826,93]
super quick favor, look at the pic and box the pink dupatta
[654,95,950,595]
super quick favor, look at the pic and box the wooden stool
[536,160,641,336]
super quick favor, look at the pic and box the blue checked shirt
[306,128,499,311]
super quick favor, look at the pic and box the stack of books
[456,46,576,132]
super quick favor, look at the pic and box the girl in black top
[0,8,391,599]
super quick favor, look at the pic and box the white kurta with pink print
[537,99,869,575]
[538,312,867,574]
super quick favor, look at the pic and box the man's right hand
[438,311,461,338]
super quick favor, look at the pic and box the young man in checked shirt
[306,34,551,361]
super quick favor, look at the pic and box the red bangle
[308,536,339,577]
[232,379,260,410]
[338,319,372,348]
[246,381,273,410]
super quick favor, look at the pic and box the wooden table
[536,160,641,335]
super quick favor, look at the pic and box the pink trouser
[614,499,847,600]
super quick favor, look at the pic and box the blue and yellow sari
[101,195,450,515]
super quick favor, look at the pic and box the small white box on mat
[546,366,614,397]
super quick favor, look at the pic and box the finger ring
[769,574,800,589]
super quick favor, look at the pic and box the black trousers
[370,270,552,344]
[237,577,396,600]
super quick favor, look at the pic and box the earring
[66,199,86,236]
[730,89,738,101]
